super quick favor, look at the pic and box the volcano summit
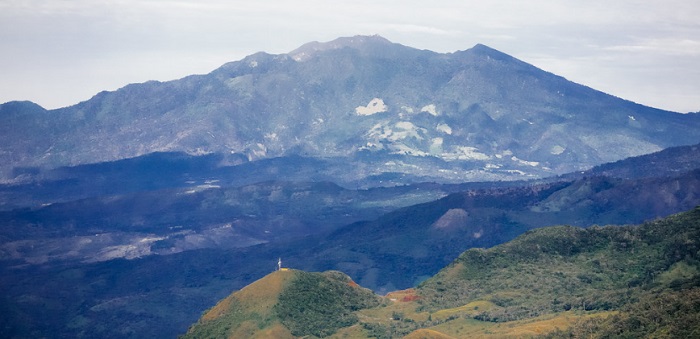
[2,35,699,184]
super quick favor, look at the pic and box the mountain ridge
[289,35,399,61]
[2,35,698,182]
[2,142,700,338]
[183,207,700,338]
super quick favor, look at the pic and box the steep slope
[2,145,700,338]
[575,142,700,180]
[301,168,700,292]
[183,269,296,339]
[2,35,699,182]
[183,269,381,338]
[413,206,700,337]
[184,207,700,338]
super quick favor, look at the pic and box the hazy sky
[1,0,699,112]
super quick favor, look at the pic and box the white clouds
[363,23,459,36]
[0,1,699,112]
[604,38,700,56]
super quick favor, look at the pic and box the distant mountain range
[277,164,700,294]
[2,143,697,268]
[2,35,699,183]
[1,142,699,338]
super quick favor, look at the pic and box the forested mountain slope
[184,207,700,337]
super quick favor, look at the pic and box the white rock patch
[495,150,513,159]
[391,144,429,157]
[432,208,468,229]
[444,146,491,161]
[512,156,540,167]
[436,123,452,135]
[551,145,566,155]
[247,143,267,161]
[367,122,393,140]
[356,98,388,115]
[389,121,426,141]
[421,104,439,116]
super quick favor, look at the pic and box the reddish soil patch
[402,294,421,302]
[386,288,422,302]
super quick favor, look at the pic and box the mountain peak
[471,43,496,51]
[465,43,517,61]
[330,34,392,45]
[0,100,47,118]
[184,269,381,338]
[3,35,699,183]
[289,34,393,61]
[0,100,46,112]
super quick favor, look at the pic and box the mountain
[3,35,700,337]
[415,206,700,337]
[0,150,492,211]
[2,146,697,280]
[279,167,700,294]
[184,207,700,338]
[2,35,699,183]
[2,144,700,338]
[573,142,700,180]
[0,178,463,265]
[183,269,381,338]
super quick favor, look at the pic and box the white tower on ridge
[278,257,282,271]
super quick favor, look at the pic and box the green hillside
[415,206,700,337]
[182,269,381,338]
[184,207,700,338]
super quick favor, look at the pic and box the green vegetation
[184,207,700,338]
[182,270,381,338]
[415,206,700,335]
[184,298,276,339]
[182,270,297,339]
[275,271,382,337]
[545,288,700,338]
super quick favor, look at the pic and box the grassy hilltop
[184,206,700,338]
[183,269,381,338]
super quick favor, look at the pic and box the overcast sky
[1,0,699,112]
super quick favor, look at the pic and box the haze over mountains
[2,145,698,337]
[2,35,699,184]
[1,36,700,338]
